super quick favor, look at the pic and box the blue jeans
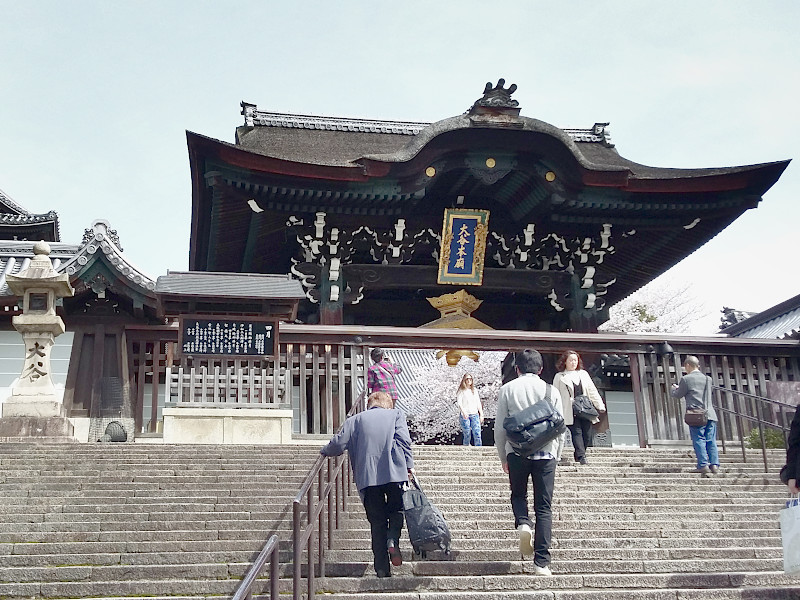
[689,420,719,469]
[460,414,482,446]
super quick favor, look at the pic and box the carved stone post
[0,241,76,441]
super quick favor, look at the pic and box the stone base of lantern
[0,415,76,442]
[2,396,64,418]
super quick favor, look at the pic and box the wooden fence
[123,324,800,444]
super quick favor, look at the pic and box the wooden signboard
[437,208,490,286]
[177,316,278,357]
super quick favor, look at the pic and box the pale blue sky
[1,1,797,332]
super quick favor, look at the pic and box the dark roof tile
[156,271,305,300]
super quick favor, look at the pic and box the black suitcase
[402,474,451,558]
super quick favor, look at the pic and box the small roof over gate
[155,271,305,320]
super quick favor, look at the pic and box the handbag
[683,375,710,427]
[684,408,708,427]
[503,384,566,458]
[572,394,599,420]
[781,495,800,575]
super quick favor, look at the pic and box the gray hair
[367,391,393,409]
[684,355,700,369]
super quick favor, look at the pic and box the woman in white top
[456,374,483,446]
[552,350,605,465]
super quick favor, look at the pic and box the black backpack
[503,383,566,458]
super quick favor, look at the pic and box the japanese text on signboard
[180,319,276,356]
[437,208,490,286]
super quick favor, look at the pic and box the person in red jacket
[367,348,402,407]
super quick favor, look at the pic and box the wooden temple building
[0,82,795,446]
[188,80,788,332]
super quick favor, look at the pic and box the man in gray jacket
[320,391,414,577]
[671,355,720,477]
[494,349,565,576]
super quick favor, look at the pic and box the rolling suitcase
[402,474,451,558]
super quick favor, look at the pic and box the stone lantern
[0,241,75,440]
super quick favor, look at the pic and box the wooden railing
[165,363,283,406]
[125,324,800,443]
[632,349,800,445]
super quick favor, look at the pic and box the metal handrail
[710,384,793,472]
[292,391,366,600]
[231,534,281,600]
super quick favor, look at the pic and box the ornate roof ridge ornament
[61,220,156,293]
[470,79,519,111]
[467,79,522,126]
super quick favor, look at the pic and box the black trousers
[361,482,405,574]
[506,452,556,568]
[568,416,594,461]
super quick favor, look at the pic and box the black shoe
[376,569,391,578]
[387,539,403,567]
[579,457,588,465]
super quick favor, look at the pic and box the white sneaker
[517,524,533,556]
[533,564,552,576]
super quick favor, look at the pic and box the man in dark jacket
[671,355,720,477]
[320,391,414,577]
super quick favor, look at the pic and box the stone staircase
[1,443,798,599]
[0,442,320,599]
[320,446,800,599]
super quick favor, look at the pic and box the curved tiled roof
[721,294,800,340]
[0,242,80,297]
[0,220,157,300]
[0,189,60,241]
[235,105,617,170]
[0,187,29,216]
[59,220,156,293]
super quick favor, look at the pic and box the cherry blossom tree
[598,278,710,334]
[402,350,507,443]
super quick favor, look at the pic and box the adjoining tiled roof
[60,220,156,293]
[0,188,29,216]
[721,293,800,340]
[0,242,80,297]
[0,211,58,225]
[156,271,305,300]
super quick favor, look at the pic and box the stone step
[341,514,780,528]
[332,535,783,550]
[0,577,239,599]
[305,587,799,600]
[0,518,294,533]
[297,569,798,594]
[0,443,792,599]
[324,545,782,562]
